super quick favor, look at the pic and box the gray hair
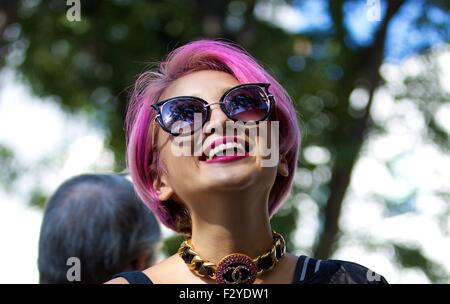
[38,173,161,283]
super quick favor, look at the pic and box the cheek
[156,130,197,172]
[159,144,199,187]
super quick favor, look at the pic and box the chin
[203,167,258,190]
[202,164,277,192]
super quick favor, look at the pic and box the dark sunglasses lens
[223,86,269,121]
[160,98,207,135]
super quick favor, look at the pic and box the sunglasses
[151,83,275,136]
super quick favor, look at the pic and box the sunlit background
[0,0,449,283]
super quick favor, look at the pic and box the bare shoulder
[147,254,181,272]
[284,252,300,263]
[104,277,130,284]
[144,254,187,283]
[103,254,190,284]
[143,254,207,284]
[103,256,181,284]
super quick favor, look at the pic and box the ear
[277,155,289,177]
[153,173,174,202]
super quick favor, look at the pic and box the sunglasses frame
[151,82,275,136]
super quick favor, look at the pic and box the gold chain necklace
[177,231,286,284]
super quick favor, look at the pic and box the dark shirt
[112,255,388,284]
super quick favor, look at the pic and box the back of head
[38,174,161,284]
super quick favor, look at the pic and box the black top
[112,255,388,284]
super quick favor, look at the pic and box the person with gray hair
[38,174,161,284]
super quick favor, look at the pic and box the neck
[188,191,274,264]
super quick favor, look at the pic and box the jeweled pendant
[215,253,257,284]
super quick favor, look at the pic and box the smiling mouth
[199,141,252,162]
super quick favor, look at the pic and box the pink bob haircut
[126,39,301,234]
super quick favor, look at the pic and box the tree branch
[314,0,406,260]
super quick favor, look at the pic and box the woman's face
[153,70,288,207]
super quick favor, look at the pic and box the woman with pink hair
[107,39,387,284]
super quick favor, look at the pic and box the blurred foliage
[1,0,449,282]
[393,243,448,283]
[0,144,19,192]
[29,187,48,209]
[270,197,299,253]
[395,51,450,152]
[161,234,186,257]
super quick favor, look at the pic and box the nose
[203,103,229,135]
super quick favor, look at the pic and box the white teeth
[207,142,245,159]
